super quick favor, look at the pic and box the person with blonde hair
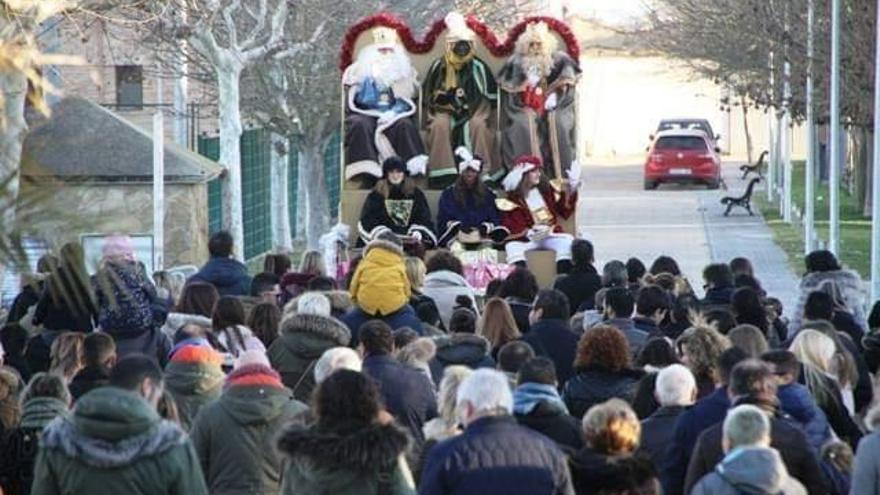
[789,329,862,447]
[570,398,660,495]
[49,332,85,384]
[480,297,521,359]
[675,325,731,399]
[418,366,472,479]
[405,256,442,333]
[279,250,326,303]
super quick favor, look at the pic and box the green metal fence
[199,130,341,260]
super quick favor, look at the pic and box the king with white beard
[342,27,429,185]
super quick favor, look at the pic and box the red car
[644,129,722,190]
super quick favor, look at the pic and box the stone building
[20,97,223,267]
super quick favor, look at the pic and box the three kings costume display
[422,13,500,186]
[498,21,581,183]
[499,155,580,274]
[437,147,507,249]
[343,27,428,183]
[358,157,437,250]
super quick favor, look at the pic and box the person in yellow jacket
[343,234,425,345]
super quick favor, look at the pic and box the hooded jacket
[684,397,828,495]
[160,313,212,338]
[267,312,351,401]
[31,387,207,495]
[287,290,353,320]
[421,270,479,330]
[92,260,157,335]
[277,420,415,495]
[428,333,495,383]
[513,383,583,452]
[691,446,807,495]
[349,239,411,316]
[190,364,308,495]
[189,256,252,297]
[163,345,225,430]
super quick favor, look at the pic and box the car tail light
[650,154,665,163]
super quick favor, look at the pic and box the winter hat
[102,234,135,261]
[382,156,408,177]
[455,146,483,174]
[445,12,475,42]
[168,343,224,366]
[502,155,543,191]
[234,349,271,369]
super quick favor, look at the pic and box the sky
[564,0,650,26]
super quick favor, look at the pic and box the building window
[115,65,143,109]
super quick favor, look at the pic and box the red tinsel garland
[339,13,581,72]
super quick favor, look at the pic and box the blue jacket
[436,186,501,239]
[419,415,574,495]
[661,386,730,495]
[522,319,580,387]
[777,382,832,452]
[341,304,424,347]
[362,354,436,446]
[188,257,252,297]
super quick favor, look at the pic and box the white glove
[377,111,396,125]
[567,161,582,189]
[544,92,558,112]
[528,226,550,242]
[411,230,423,242]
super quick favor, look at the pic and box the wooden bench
[721,177,761,216]
[739,150,768,180]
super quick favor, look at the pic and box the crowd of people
[1,228,880,495]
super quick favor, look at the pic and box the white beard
[345,44,417,100]
[521,53,553,82]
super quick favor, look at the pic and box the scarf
[513,382,568,415]
[444,50,475,90]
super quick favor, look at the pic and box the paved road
[576,159,800,316]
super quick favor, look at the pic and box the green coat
[267,313,351,401]
[164,360,225,430]
[31,387,207,495]
[277,421,416,495]
[190,382,308,495]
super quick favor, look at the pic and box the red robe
[500,185,577,241]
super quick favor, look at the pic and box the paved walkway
[577,159,800,316]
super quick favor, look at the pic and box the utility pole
[829,0,841,255]
[768,50,776,202]
[870,0,880,301]
[782,1,793,223]
[805,0,816,253]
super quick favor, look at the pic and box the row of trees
[2,0,547,262]
[639,0,877,212]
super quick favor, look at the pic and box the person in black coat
[639,364,696,469]
[68,333,116,401]
[33,242,97,333]
[0,324,31,384]
[570,398,661,495]
[187,231,252,297]
[357,157,437,249]
[553,239,601,315]
[683,359,828,495]
[359,320,437,448]
[563,325,645,420]
[500,267,539,335]
[419,368,573,495]
[522,289,580,387]
[513,357,583,452]
[700,263,736,309]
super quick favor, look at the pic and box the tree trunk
[741,96,753,164]
[216,64,245,261]
[298,142,330,250]
[270,133,293,252]
[853,127,868,213]
[295,152,307,243]
[173,62,188,147]
[0,69,27,284]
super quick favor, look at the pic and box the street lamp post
[829,0,841,255]
[870,0,880,302]
[782,2,792,223]
[804,0,816,252]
